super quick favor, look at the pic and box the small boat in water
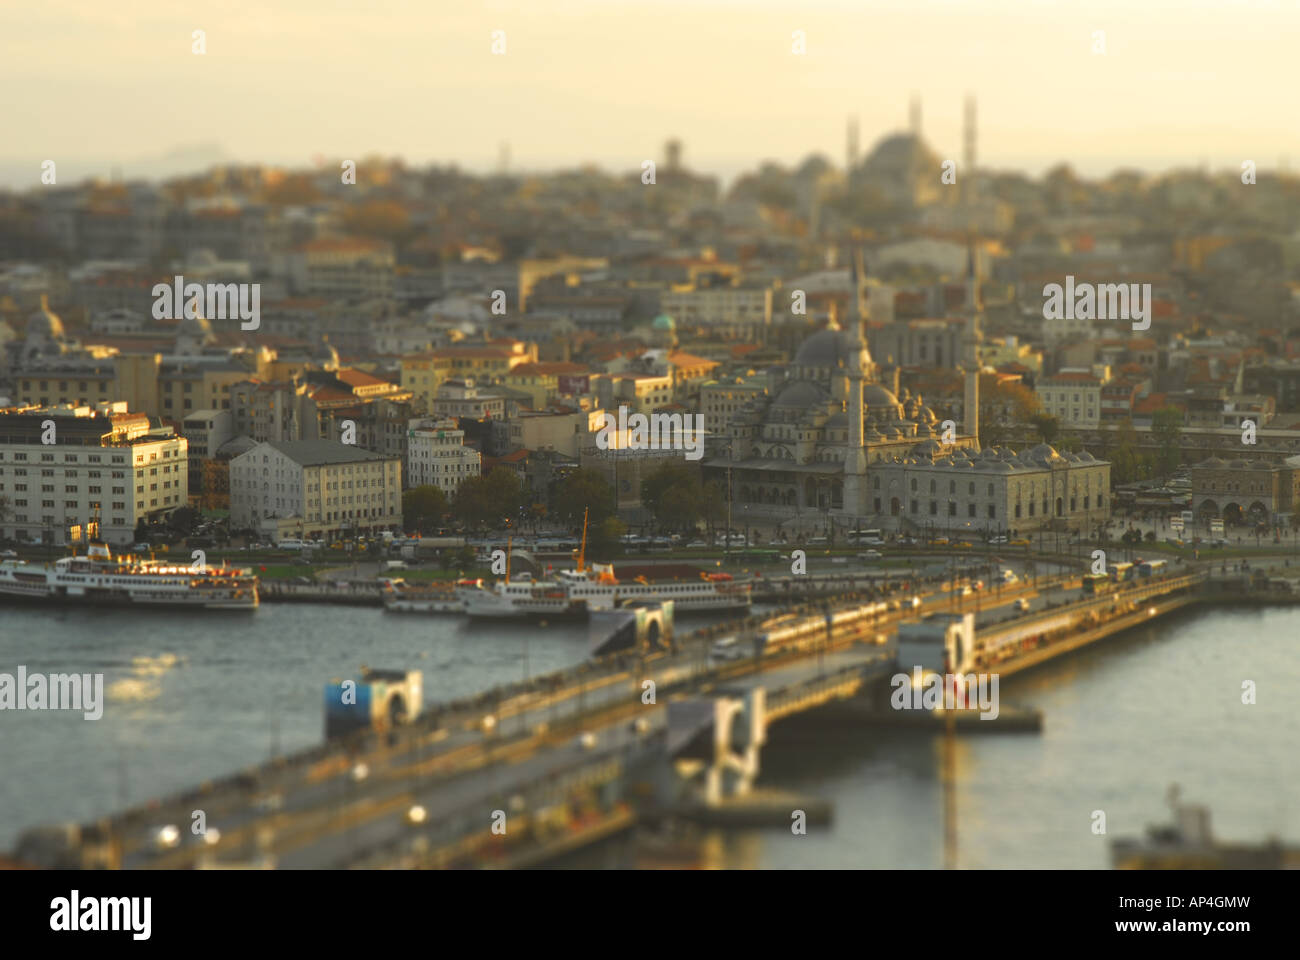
[1111,785,1300,869]
[0,542,258,610]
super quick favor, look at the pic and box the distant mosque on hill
[703,251,1112,537]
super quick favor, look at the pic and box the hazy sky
[4,0,1298,187]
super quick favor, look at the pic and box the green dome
[652,313,676,331]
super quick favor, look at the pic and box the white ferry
[457,563,752,619]
[0,543,259,610]
[381,577,466,614]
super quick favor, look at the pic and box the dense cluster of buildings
[6,101,1300,543]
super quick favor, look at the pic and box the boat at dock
[0,542,258,610]
[457,564,752,619]
[381,577,467,614]
[455,511,752,620]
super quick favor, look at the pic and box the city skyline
[4,0,1300,189]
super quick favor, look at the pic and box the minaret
[963,95,977,207]
[909,96,922,138]
[961,242,983,447]
[846,117,859,176]
[842,250,868,517]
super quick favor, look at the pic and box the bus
[1137,559,1168,578]
[848,528,885,546]
[1082,572,1118,595]
[1107,561,1135,582]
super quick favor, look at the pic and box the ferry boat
[381,577,467,614]
[457,564,752,619]
[0,543,258,610]
[457,512,752,619]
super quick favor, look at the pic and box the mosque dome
[1027,443,1064,463]
[862,133,941,178]
[862,384,901,408]
[773,381,826,408]
[793,329,847,367]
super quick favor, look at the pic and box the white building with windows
[0,402,188,546]
[658,285,773,330]
[229,439,401,541]
[1036,371,1103,429]
[405,418,480,494]
[870,442,1110,536]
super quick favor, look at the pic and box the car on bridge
[709,635,745,662]
[1014,598,1031,612]
[856,550,883,561]
[1009,538,1031,546]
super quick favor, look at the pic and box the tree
[700,480,726,540]
[589,516,626,558]
[658,483,704,533]
[1029,414,1061,445]
[403,485,449,532]
[979,377,1041,448]
[167,506,198,533]
[641,462,704,533]
[1110,420,1140,485]
[452,469,525,531]
[1151,407,1184,476]
[550,468,616,528]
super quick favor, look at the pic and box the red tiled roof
[667,351,718,368]
[335,368,389,388]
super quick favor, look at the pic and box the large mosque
[704,254,1111,536]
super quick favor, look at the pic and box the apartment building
[700,375,769,436]
[1036,372,1103,429]
[405,418,481,494]
[431,379,505,421]
[229,439,401,541]
[0,402,188,546]
[658,285,773,330]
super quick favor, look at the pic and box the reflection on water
[2,603,1295,866]
[559,606,1300,869]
